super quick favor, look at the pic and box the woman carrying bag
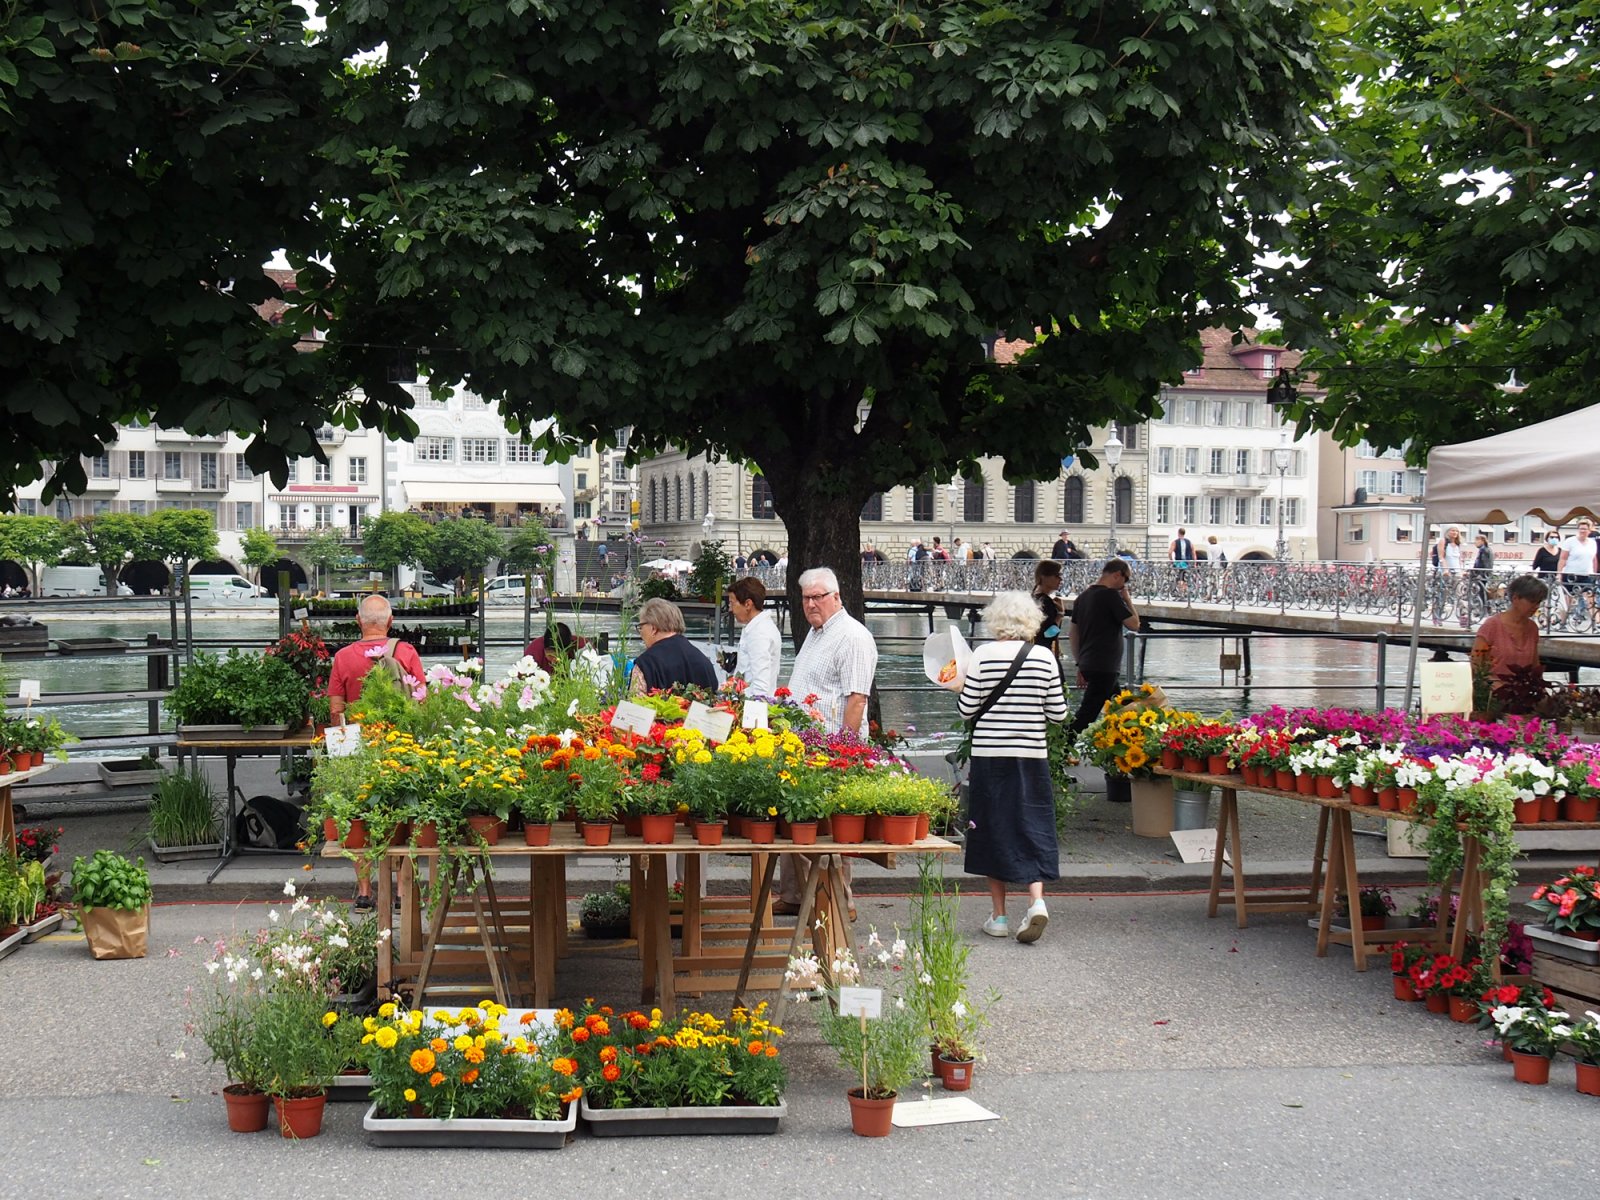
[956,592,1070,944]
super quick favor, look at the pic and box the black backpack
[237,795,306,850]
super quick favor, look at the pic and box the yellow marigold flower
[363,1017,379,1034]
[378,1002,397,1019]
[361,1034,374,1045]
[403,1088,417,1103]
[374,1026,399,1050]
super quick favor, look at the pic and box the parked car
[478,574,536,604]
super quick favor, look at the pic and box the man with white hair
[775,565,878,917]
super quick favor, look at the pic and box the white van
[188,573,264,600]
[479,574,542,604]
[40,566,132,597]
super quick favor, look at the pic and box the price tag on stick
[324,725,362,757]
[611,700,657,737]
[17,678,41,704]
[684,701,735,744]
[836,986,883,1019]
[740,699,769,731]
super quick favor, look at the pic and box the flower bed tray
[147,837,223,864]
[19,912,63,943]
[580,1095,785,1136]
[0,927,26,962]
[99,759,164,788]
[362,1101,576,1149]
[329,1073,373,1103]
[176,724,295,742]
[1527,926,1600,966]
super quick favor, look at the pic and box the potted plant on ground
[906,860,995,1090]
[787,933,929,1137]
[190,942,273,1131]
[70,849,151,960]
[1491,1003,1575,1086]
[1389,942,1432,1002]
[1565,1014,1600,1097]
[145,765,221,861]
[251,979,347,1138]
[580,884,632,940]
[1337,886,1394,933]
[254,883,389,1009]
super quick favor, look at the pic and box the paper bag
[922,625,972,691]
[80,904,149,960]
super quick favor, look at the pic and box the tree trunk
[768,475,869,651]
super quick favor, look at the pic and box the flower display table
[176,732,320,882]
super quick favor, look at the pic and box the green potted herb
[166,650,311,735]
[146,766,221,860]
[70,849,152,959]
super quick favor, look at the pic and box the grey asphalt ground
[2,895,1596,1200]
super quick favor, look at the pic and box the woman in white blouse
[728,576,782,698]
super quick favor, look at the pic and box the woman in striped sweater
[956,591,1070,943]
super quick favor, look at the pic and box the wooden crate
[1531,950,1600,1016]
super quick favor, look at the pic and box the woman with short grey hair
[956,591,1069,944]
[630,597,716,694]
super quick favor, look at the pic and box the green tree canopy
[301,529,352,594]
[148,509,217,572]
[421,519,505,589]
[502,521,557,579]
[239,527,280,585]
[69,513,154,594]
[0,513,66,592]
[1263,0,1600,459]
[360,512,434,575]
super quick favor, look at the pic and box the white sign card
[292,608,309,621]
[684,701,736,744]
[1169,829,1225,864]
[891,1097,1001,1128]
[740,699,770,731]
[17,678,41,703]
[836,986,883,1019]
[1419,661,1473,716]
[610,700,658,737]
[324,724,362,757]
[458,635,473,645]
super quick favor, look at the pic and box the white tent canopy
[1422,402,1600,527]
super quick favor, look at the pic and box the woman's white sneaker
[1016,902,1049,944]
[981,915,1010,938]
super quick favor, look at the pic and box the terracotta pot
[865,814,885,842]
[1540,794,1561,823]
[322,817,339,843]
[1512,797,1542,825]
[1502,1041,1514,1063]
[1275,769,1297,791]
[1392,974,1419,1002]
[1207,754,1230,776]
[746,819,777,845]
[522,823,552,847]
[936,1055,975,1092]
[1377,787,1399,811]
[10,750,28,773]
[1314,775,1339,800]
[1510,1050,1551,1086]
[639,813,677,844]
[1397,787,1418,814]
[28,750,43,768]
[693,821,725,846]
[1576,1061,1600,1096]
[830,813,867,844]
[1360,914,1385,933]
[622,815,643,837]
[388,821,411,847]
[1448,995,1477,1023]
[1424,992,1450,1014]
[880,814,918,846]
[728,815,748,839]
[1563,795,1600,823]
[915,812,930,841]
[465,814,503,845]
[847,1088,897,1137]
[1181,755,1204,774]
[1238,764,1255,787]
[1294,773,1316,796]
[1160,749,1179,769]
[342,818,368,850]
[788,820,819,846]
[224,1084,270,1133]
[581,821,614,847]
[413,822,440,848]
[1349,785,1376,807]
[0,758,10,776]
[274,1092,328,1139]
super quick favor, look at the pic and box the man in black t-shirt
[1068,559,1141,733]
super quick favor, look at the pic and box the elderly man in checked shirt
[773,566,878,918]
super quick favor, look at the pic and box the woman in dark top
[630,597,718,693]
[1532,532,1562,577]
[1032,560,1065,657]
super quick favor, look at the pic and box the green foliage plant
[148,765,220,848]
[70,850,152,912]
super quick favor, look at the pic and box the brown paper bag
[80,905,149,960]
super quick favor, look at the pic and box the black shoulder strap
[969,642,1034,726]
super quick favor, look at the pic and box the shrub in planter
[166,650,311,730]
[70,850,152,959]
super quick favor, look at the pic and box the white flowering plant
[252,881,390,997]
[786,930,931,1099]
[1491,1004,1574,1058]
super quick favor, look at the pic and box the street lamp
[1272,432,1293,562]
[945,479,960,552]
[1103,430,1124,558]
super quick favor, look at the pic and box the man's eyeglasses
[801,592,835,603]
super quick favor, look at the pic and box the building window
[1285,498,1301,526]
[1389,470,1407,495]
[1013,482,1035,524]
[164,451,183,479]
[17,498,37,515]
[1209,401,1227,426]
[612,460,629,482]
[505,440,535,464]
[648,478,659,523]
[911,482,934,523]
[416,437,455,463]
[127,451,145,480]
[1181,496,1197,524]
[860,493,883,521]
[235,454,253,481]
[1155,448,1173,474]
[1393,519,1414,543]
[576,471,588,491]
[128,500,146,516]
[1063,476,1084,524]
[573,500,591,520]
[963,475,985,522]
[314,504,334,529]
[1503,528,1520,544]
[463,392,489,410]
[1207,496,1225,524]
[751,475,775,520]
[1183,448,1198,475]
[1358,470,1379,495]
[703,470,711,517]
[1155,496,1171,524]
[349,457,367,484]
[200,453,219,490]
[1114,423,1139,451]
[285,460,299,483]
[1260,351,1278,378]
[411,385,447,409]
[675,476,684,522]
[1234,498,1249,525]
[1181,399,1198,424]
[236,501,253,529]
[1260,498,1274,525]
[281,505,298,529]
[1234,449,1250,476]
[462,438,498,464]
[1208,449,1226,475]
[1234,402,1251,427]
[55,499,73,520]
[1347,520,1366,543]
[89,454,111,479]
[1114,477,1132,525]
[688,474,697,519]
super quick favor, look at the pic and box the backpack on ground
[237,795,305,850]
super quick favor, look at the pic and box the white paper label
[740,699,769,730]
[684,701,736,744]
[458,635,472,645]
[1419,661,1473,716]
[292,608,309,621]
[324,725,362,758]
[17,678,41,702]
[836,986,883,1019]
[610,700,658,737]
[1169,829,1222,864]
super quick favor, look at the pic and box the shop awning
[269,493,380,505]
[403,481,566,507]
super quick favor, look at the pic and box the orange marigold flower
[748,1041,764,1056]
[410,1049,437,1074]
[601,1063,621,1082]
[599,1046,618,1064]
[554,1009,575,1029]
[430,1038,448,1054]
[599,1005,614,1016]
[551,1057,577,1076]
[571,1027,591,1043]
[462,1069,479,1085]
[591,1018,610,1036]
[560,1086,583,1105]
[520,1012,537,1026]
[428,1071,445,1088]
[628,1013,650,1030]
[464,1046,485,1065]
[765,1045,779,1058]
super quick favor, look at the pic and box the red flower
[774,687,791,699]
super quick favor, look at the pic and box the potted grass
[70,849,152,960]
[146,766,222,862]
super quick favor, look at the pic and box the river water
[5,603,1522,752]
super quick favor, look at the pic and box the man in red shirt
[327,595,428,726]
